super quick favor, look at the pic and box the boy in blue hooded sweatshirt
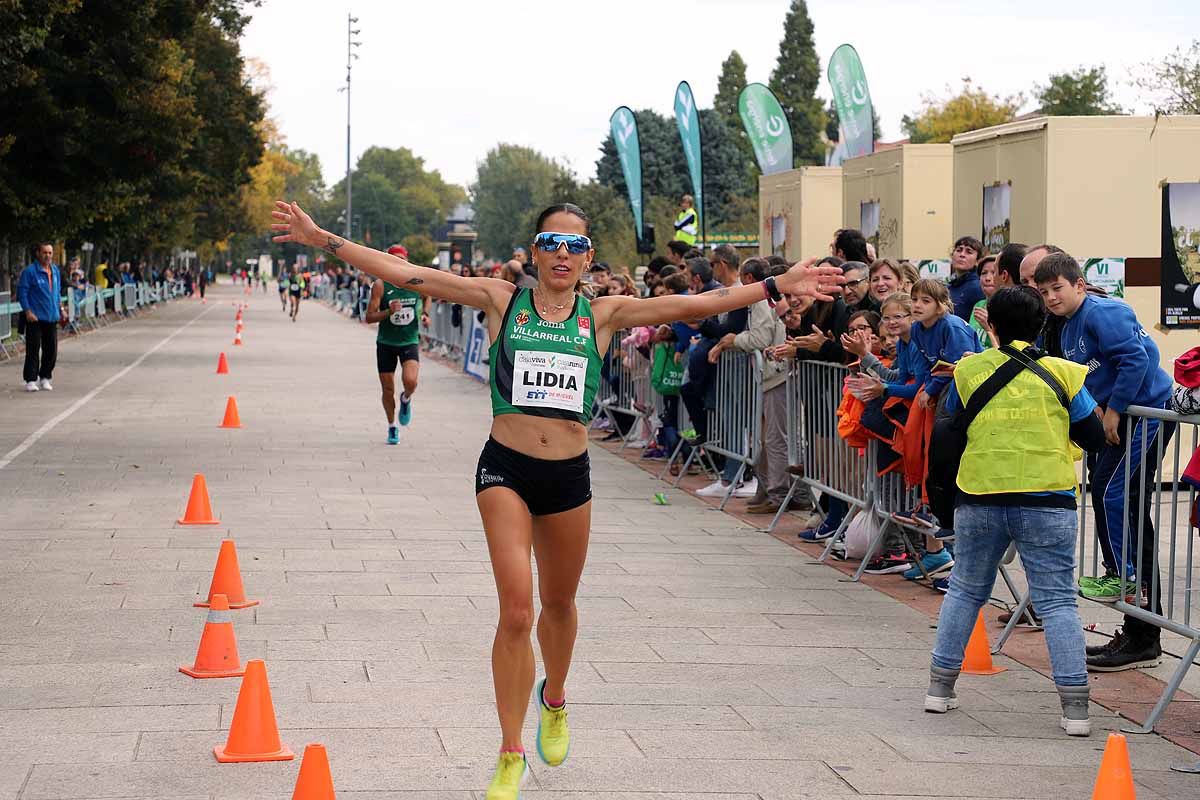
[1036,253,1175,673]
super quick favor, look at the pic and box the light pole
[340,14,361,240]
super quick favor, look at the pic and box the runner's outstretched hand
[775,257,846,301]
[271,201,321,247]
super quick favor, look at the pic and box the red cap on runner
[387,245,409,259]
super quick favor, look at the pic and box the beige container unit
[758,167,842,261]
[953,114,1200,370]
[841,144,954,260]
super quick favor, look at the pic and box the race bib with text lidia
[512,350,586,413]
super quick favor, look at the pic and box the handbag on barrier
[926,345,1069,527]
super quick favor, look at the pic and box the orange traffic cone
[961,611,1007,675]
[195,539,259,609]
[180,594,245,679]
[213,659,293,763]
[291,744,336,799]
[216,352,230,374]
[178,473,220,525]
[236,321,244,334]
[236,309,242,321]
[233,330,243,346]
[219,396,242,429]
[1091,733,1136,799]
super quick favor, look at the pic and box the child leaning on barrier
[1035,252,1176,674]
[645,326,684,459]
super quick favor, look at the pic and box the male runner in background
[366,245,430,444]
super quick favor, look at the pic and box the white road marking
[0,304,216,471]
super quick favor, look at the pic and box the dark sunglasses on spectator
[534,232,592,254]
[843,277,867,287]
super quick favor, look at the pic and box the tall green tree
[1133,39,1200,114]
[471,144,570,259]
[1035,66,1122,115]
[713,49,758,194]
[768,0,826,165]
[595,107,755,235]
[901,79,1022,143]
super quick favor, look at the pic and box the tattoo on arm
[716,288,731,297]
[405,278,425,286]
[322,236,345,254]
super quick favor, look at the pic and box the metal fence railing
[673,349,763,511]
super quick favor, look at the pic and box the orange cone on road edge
[219,396,242,429]
[180,594,245,679]
[1092,733,1136,799]
[195,539,259,609]
[292,744,336,799]
[236,320,244,333]
[961,611,1007,675]
[178,473,220,525]
[216,352,230,374]
[233,330,243,346]
[213,659,293,763]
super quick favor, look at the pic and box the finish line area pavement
[0,283,1195,799]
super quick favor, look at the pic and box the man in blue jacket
[17,242,62,392]
[1036,252,1175,673]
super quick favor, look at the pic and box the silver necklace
[534,287,572,315]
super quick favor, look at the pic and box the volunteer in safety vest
[269,198,844,800]
[672,193,698,246]
[365,244,430,445]
[923,286,1106,739]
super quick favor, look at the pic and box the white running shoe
[733,479,759,498]
[37,378,52,391]
[24,381,39,392]
[696,480,730,497]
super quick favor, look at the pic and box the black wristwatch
[763,275,783,304]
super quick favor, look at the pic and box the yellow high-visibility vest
[954,342,1087,495]
[673,209,698,245]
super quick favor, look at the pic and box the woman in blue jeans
[924,287,1106,736]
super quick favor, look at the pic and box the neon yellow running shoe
[535,677,570,766]
[486,751,527,800]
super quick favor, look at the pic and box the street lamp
[338,14,361,240]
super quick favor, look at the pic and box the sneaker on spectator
[1086,636,1162,672]
[1086,628,1127,658]
[829,541,848,560]
[24,381,39,392]
[745,499,779,515]
[1079,574,1134,603]
[601,430,622,442]
[37,378,52,391]
[998,607,1043,628]
[903,549,954,580]
[932,577,951,594]
[696,480,730,498]
[863,551,912,574]
[798,520,837,542]
[641,447,667,460]
[732,479,758,498]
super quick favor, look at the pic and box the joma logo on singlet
[521,371,579,390]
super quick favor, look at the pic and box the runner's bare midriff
[490,414,589,461]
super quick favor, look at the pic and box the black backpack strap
[958,356,1026,427]
[999,344,1070,411]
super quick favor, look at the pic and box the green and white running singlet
[489,288,602,424]
[377,282,423,348]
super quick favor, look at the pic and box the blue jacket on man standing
[17,261,62,323]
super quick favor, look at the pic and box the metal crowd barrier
[595,331,652,450]
[674,349,763,510]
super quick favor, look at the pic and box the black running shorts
[475,437,591,516]
[376,342,420,374]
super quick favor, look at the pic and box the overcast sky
[241,0,1198,192]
